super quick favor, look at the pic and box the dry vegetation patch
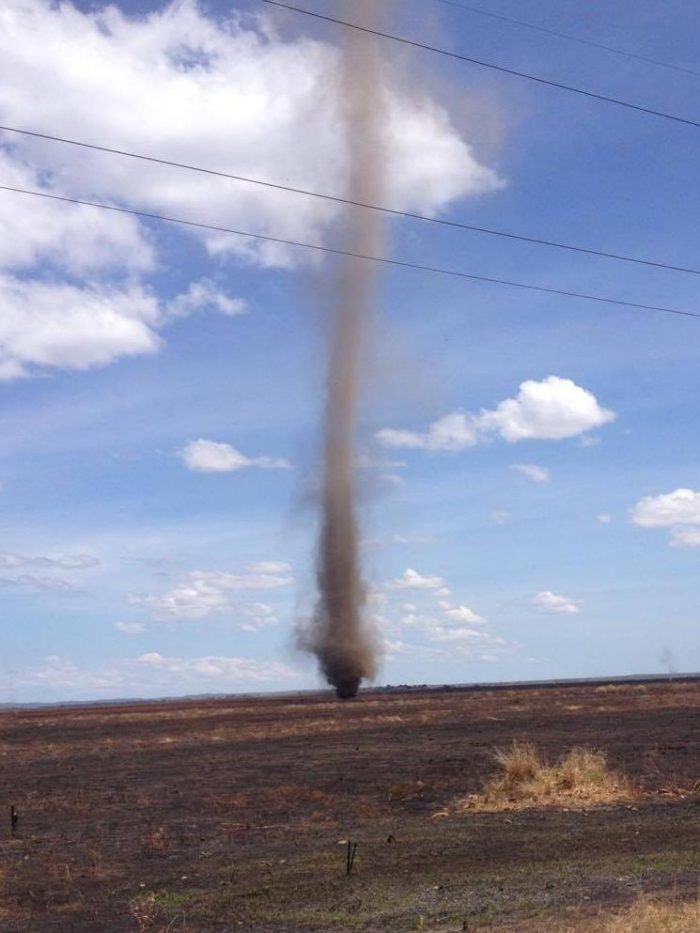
[461,741,635,811]
[603,898,700,932]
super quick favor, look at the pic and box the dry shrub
[595,683,648,695]
[461,741,634,811]
[140,826,170,857]
[271,785,335,806]
[387,779,429,803]
[604,898,700,932]
[129,892,159,931]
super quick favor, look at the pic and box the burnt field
[1,680,699,932]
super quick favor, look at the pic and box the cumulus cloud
[0,273,251,380]
[480,377,614,442]
[246,561,292,575]
[130,565,294,621]
[631,489,700,548]
[376,412,478,451]
[0,151,154,274]
[114,621,146,635]
[377,567,513,662]
[511,463,549,483]
[22,656,127,690]
[181,439,291,473]
[597,513,612,524]
[669,527,700,548]
[0,574,75,592]
[0,551,98,569]
[630,489,700,528]
[21,652,299,692]
[533,590,580,615]
[397,610,510,659]
[237,602,279,632]
[364,532,437,548]
[438,600,486,624]
[387,568,445,590]
[0,276,162,379]
[0,0,502,267]
[0,0,503,381]
[377,377,614,451]
[135,652,297,682]
[164,279,248,320]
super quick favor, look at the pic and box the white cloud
[238,602,279,632]
[0,1,504,382]
[22,656,126,690]
[430,625,490,643]
[630,489,700,528]
[533,590,581,615]
[669,526,700,548]
[511,463,549,483]
[0,151,154,275]
[0,0,502,267]
[0,275,161,379]
[181,439,291,473]
[480,377,615,442]
[21,651,299,692]
[491,509,510,525]
[114,621,146,635]
[135,652,297,682]
[246,561,292,575]
[0,551,98,569]
[439,601,487,624]
[630,489,700,548]
[164,279,247,320]
[364,533,437,548]
[357,455,406,470]
[597,513,612,524]
[387,568,445,590]
[377,377,614,450]
[0,574,75,592]
[130,567,294,621]
[0,273,252,381]
[394,611,512,660]
[376,412,478,451]
[377,567,514,662]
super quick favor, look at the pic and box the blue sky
[0,0,698,702]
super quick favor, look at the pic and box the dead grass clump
[604,898,700,932]
[140,826,170,857]
[129,892,159,931]
[462,741,634,811]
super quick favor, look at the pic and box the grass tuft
[129,892,159,931]
[461,742,634,811]
[604,898,700,932]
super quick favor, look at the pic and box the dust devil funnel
[306,1,388,699]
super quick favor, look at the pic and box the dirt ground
[1,679,699,932]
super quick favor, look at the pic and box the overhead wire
[429,0,700,79]
[261,0,700,130]
[1,183,698,321]
[0,124,698,277]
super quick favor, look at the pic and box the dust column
[308,1,388,698]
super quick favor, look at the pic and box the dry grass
[140,826,171,857]
[129,892,159,931]
[603,898,700,932]
[461,741,635,811]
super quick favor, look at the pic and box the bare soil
[1,679,699,932]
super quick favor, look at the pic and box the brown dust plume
[303,1,388,699]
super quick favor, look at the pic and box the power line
[1,183,698,321]
[1,124,698,278]
[262,0,700,130]
[430,0,700,79]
